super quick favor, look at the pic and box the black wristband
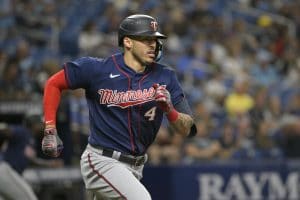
[187,124,197,138]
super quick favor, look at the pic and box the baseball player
[0,123,38,200]
[42,14,197,200]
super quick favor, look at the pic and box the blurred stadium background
[0,0,299,199]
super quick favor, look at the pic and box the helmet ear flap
[155,40,163,62]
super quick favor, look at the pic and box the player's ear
[123,37,132,49]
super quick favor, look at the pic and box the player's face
[130,36,157,65]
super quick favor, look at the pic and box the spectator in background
[183,119,218,163]
[147,125,182,165]
[69,89,89,158]
[221,35,246,79]
[278,92,300,158]
[0,0,12,16]
[0,49,8,75]
[279,117,300,158]
[224,78,254,119]
[249,86,269,131]
[0,59,27,100]
[13,40,34,73]
[254,120,283,159]
[286,92,300,116]
[248,87,283,159]
[14,0,54,47]
[264,95,284,133]
[203,70,227,123]
[250,49,279,87]
[183,119,239,163]
[4,114,63,175]
[0,39,37,100]
[55,92,74,166]
[78,20,104,57]
[30,58,62,99]
[0,122,38,200]
[233,115,257,159]
[193,100,212,124]
[217,121,239,159]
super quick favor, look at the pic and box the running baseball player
[42,14,197,200]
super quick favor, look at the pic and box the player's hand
[153,83,173,113]
[42,127,63,158]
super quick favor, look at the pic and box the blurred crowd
[0,0,300,169]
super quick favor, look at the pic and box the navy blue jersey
[4,125,33,174]
[64,53,185,155]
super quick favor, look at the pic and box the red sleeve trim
[43,70,69,127]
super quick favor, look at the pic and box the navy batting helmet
[118,14,167,61]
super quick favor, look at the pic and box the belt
[88,144,147,167]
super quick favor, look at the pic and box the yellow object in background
[257,15,272,27]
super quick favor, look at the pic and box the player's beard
[132,49,154,67]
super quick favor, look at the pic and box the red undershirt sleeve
[43,69,69,127]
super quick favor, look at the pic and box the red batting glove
[42,126,63,157]
[153,84,173,113]
[153,84,179,122]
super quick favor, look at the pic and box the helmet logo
[150,21,158,31]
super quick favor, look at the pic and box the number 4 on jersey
[144,107,157,121]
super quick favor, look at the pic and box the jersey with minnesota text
[64,53,185,155]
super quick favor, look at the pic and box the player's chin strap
[155,40,163,62]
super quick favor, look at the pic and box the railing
[226,3,296,38]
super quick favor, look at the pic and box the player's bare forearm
[169,112,194,137]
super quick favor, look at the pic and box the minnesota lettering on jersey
[98,87,157,108]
